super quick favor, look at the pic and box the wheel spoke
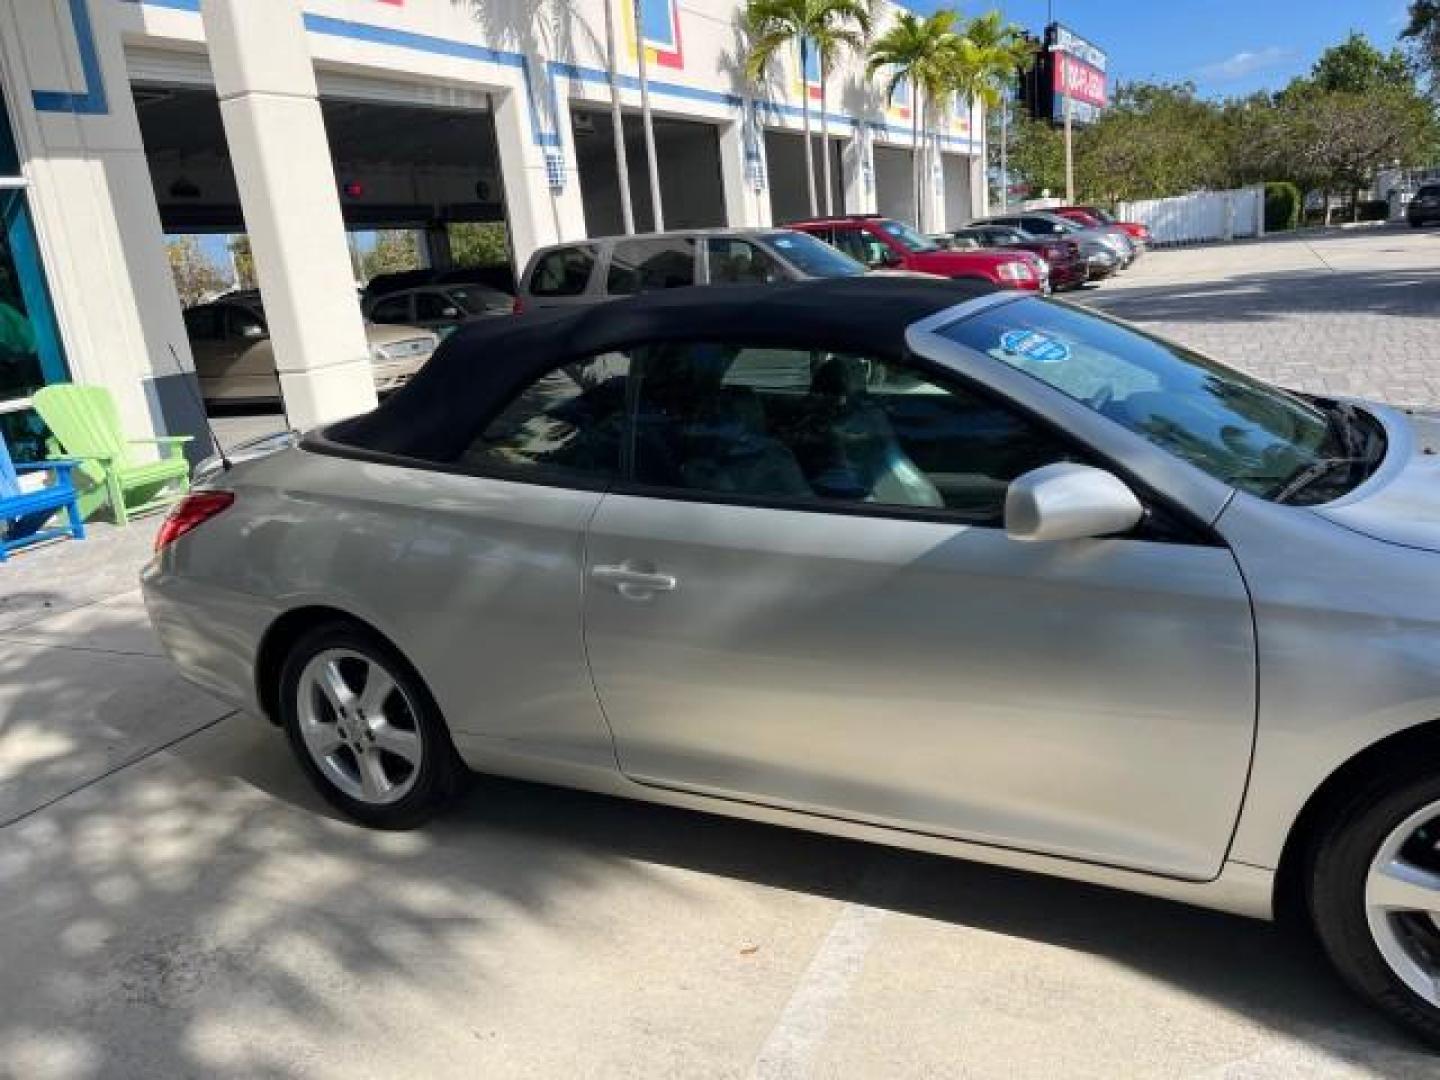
[307,723,344,758]
[371,720,421,766]
[358,666,396,717]
[317,659,356,713]
[356,748,393,801]
[1369,858,1440,915]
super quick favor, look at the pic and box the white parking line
[750,900,890,1079]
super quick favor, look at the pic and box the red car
[788,215,1049,293]
[1053,206,1151,248]
[947,224,1089,291]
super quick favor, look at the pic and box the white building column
[0,0,211,460]
[842,126,877,215]
[201,0,375,430]
[492,79,586,271]
[919,138,946,233]
[718,113,771,228]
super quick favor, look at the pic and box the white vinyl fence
[1116,186,1265,246]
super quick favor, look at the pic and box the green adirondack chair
[32,383,192,524]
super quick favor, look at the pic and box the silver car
[144,278,1440,1046]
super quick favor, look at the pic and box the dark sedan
[948,225,1089,291]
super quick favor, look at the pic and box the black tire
[1309,767,1440,1048]
[277,620,466,829]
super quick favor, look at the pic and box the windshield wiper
[1271,456,1370,504]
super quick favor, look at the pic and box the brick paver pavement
[1075,225,1440,409]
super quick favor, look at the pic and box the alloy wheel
[1366,799,1440,1007]
[295,648,424,806]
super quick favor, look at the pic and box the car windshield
[767,231,865,277]
[938,298,1384,505]
[879,219,940,252]
[1086,208,1117,224]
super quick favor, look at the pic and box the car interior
[469,343,1074,523]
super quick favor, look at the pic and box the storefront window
[0,87,67,462]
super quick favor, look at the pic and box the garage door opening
[942,153,974,231]
[764,130,844,224]
[571,109,726,235]
[135,83,514,288]
[133,81,516,422]
[873,144,917,230]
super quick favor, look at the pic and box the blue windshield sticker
[1000,329,1071,364]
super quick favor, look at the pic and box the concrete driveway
[6,229,1440,1078]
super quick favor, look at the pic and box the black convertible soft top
[325,276,995,463]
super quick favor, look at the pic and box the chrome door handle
[590,563,678,599]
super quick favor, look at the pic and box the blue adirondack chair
[0,430,85,561]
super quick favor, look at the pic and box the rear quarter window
[528,246,597,297]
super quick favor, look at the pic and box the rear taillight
[511,296,525,315]
[155,491,234,553]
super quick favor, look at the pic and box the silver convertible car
[145,278,1440,1045]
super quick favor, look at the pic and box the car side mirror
[1005,463,1144,542]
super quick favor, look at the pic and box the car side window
[630,342,1073,522]
[370,295,412,324]
[707,239,783,284]
[459,351,631,482]
[529,246,597,297]
[415,291,459,321]
[831,228,891,268]
[607,237,697,295]
[1022,216,1064,235]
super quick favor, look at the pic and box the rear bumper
[141,560,278,717]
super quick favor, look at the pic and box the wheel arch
[1274,717,1440,924]
[254,605,402,725]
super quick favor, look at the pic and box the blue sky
[917,0,1411,98]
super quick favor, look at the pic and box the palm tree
[810,0,872,215]
[950,12,1033,213]
[603,0,635,232]
[634,0,665,230]
[866,10,958,231]
[745,0,870,218]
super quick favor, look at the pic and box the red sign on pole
[1053,53,1107,109]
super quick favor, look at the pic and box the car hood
[1313,404,1440,553]
[910,249,1035,271]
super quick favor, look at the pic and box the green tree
[1403,1,1440,90]
[867,10,959,230]
[957,12,1034,208]
[745,0,871,218]
[1311,32,1413,94]
[1006,114,1064,197]
[360,231,422,281]
[166,235,228,307]
[448,222,511,267]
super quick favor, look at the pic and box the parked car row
[931,206,1147,290]
[180,210,1147,403]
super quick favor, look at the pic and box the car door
[399,348,632,760]
[582,341,1256,880]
